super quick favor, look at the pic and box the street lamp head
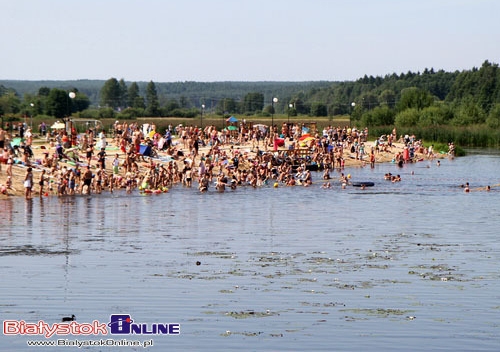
[273,97,278,103]
[201,104,205,109]
[351,102,356,107]
[289,103,293,108]
[69,92,76,99]
[30,103,34,107]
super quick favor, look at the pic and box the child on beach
[24,167,33,199]
[97,148,106,169]
[6,175,14,192]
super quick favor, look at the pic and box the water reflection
[0,198,14,232]
[0,154,499,351]
[23,198,33,226]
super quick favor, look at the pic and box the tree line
[313,60,500,130]
[1,60,499,136]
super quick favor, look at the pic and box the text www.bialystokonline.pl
[26,338,154,348]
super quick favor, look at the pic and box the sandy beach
[0,130,437,199]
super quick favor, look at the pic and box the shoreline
[0,132,444,199]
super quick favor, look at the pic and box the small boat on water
[351,181,375,187]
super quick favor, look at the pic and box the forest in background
[1,60,500,147]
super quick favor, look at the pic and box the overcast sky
[1,0,499,82]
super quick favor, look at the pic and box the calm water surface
[1,153,499,351]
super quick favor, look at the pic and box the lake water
[1,151,499,351]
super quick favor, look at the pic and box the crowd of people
[0,121,459,199]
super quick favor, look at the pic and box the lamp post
[200,104,205,129]
[350,102,356,128]
[30,103,34,129]
[68,92,76,117]
[67,92,76,133]
[287,103,294,138]
[271,97,278,136]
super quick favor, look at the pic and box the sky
[1,0,499,83]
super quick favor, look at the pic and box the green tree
[118,107,143,119]
[34,88,50,115]
[133,96,146,110]
[486,103,500,128]
[242,92,264,114]
[351,103,363,122]
[417,103,453,127]
[179,96,190,109]
[262,104,277,116]
[395,108,419,127]
[379,89,396,107]
[118,78,128,109]
[99,107,116,119]
[359,93,379,110]
[452,97,485,126]
[397,87,434,111]
[100,78,121,109]
[477,60,498,113]
[145,80,159,116]
[310,102,328,117]
[216,98,237,115]
[38,87,51,96]
[71,92,91,113]
[46,88,70,119]
[0,84,12,96]
[127,82,139,107]
[447,60,499,114]
[290,97,308,115]
[0,92,21,115]
[361,106,395,126]
[164,99,180,114]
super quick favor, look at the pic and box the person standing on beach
[98,129,107,150]
[164,129,172,150]
[24,167,33,199]
[97,148,106,170]
[86,143,94,166]
[132,127,142,153]
[38,169,47,197]
[112,153,120,177]
[6,155,13,177]
[120,136,128,154]
[19,123,25,139]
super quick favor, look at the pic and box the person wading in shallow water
[83,166,93,195]
[24,167,33,199]
[370,151,376,168]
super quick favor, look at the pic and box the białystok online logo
[3,315,180,338]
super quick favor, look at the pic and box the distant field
[17,114,350,136]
